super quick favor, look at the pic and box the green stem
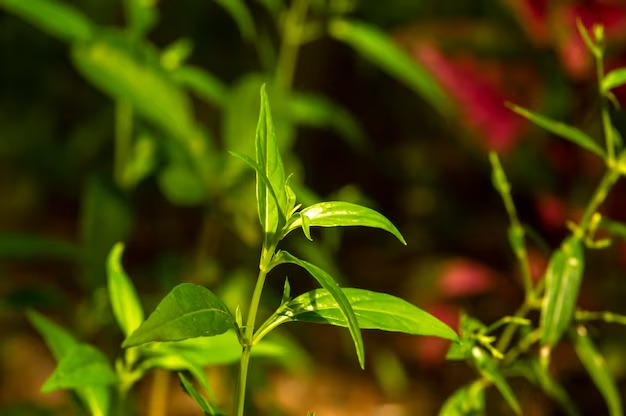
[114,101,133,188]
[576,167,621,239]
[596,54,615,164]
[274,0,309,90]
[576,310,626,325]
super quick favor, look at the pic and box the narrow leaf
[277,288,457,340]
[540,238,585,348]
[172,66,228,107]
[1,0,93,42]
[213,0,256,41]
[571,326,623,416]
[272,251,364,368]
[439,382,486,416]
[530,359,581,416]
[0,234,79,260]
[179,373,225,416]
[603,68,626,93]
[123,283,234,348]
[286,201,406,244]
[472,346,521,415]
[41,344,117,393]
[106,243,144,338]
[508,103,605,158]
[329,19,451,114]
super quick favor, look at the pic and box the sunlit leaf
[271,251,364,368]
[213,0,256,41]
[472,346,521,415]
[179,373,225,416]
[439,382,486,416]
[123,283,234,347]
[540,238,585,348]
[328,19,451,114]
[106,243,144,338]
[285,201,406,244]
[0,0,93,42]
[172,65,228,107]
[571,326,623,416]
[41,344,117,393]
[508,103,605,158]
[603,68,626,93]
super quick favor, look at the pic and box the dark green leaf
[439,382,486,416]
[0,235,79,260]
[528,359,581,416]
[172,66,228,107]
[106,243,144,338]
[122,0,158,37]
[571,326,623,416]
[540,238,585,348]
[123,283,234,348]
[213,0,256,41]
[1,0,93,42]
[472,346,521,415]
[601,218,626,240]
[603,68,626,93]
[271,251,364,368]
[286,201,406,244]
[278,288,457,340]
[41,344,117,393]
[329,19,451,114]
[508,103,605,158]
[179,373,225,416]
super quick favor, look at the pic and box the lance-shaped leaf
[123,283,234,348]
[255,85,288,244]
[472,346,521,415]
[179,373,225,416]
[272,251,364,368]
[264,288,456,341]
[540,238,585,348]
[439,382,486,416]
[106,243,144,338]
[328,19,451,115]
[508,103,605,158]
[571,326,623,416]
[0,0,93,42]
[602,68,626,93]
[285,201,406,244]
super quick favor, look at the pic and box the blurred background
[2,0,626,414]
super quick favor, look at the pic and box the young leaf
[179,373,225,416]
[472,346,521,415]
[256,85,288,245]
[540,237,585,348]
[41,343,117,393]
[439,382,486,416]
[0,0,93,42]
[507,103,605,158]
[106,243,144,338]
[271,251,364,368]
[271,288,457,341]
[602,68,626,93]
[123,283,234,348]
[161,38,193,71]
[328,19,451,115]
[285,201,406,244]
[571,326,623,416]
[172,66,228,107]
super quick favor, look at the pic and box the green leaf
[285,201,406,244]
[271,251,364,368]
[472,346,521,415]
[540,237,585,348]
[157,163,208,206]
[439,382,486,416]
[508,103,605,158]
[172,65,228,107]
[0,0,93,42]
[213,0,256,41]
[528,359,581,416]
[122,0,158,37]
[256,85,289,244]
[0,234,79,260]
[571,326,623,416]
[603,68,626,93]
[602,218,626,240]
[106,243,144,338]
[328,19,451,115]
[161,38,193,71]
[274,288,457,340]
[41,343,117,393]
[179,373,225,416]
[123,283,235,348]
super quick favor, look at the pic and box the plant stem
[274,0,310,90]
[575,167,620,239]
[148,369,169,416]
[596,53,615,164]
[114,100,133,188]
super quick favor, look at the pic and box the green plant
[440,22,626,416]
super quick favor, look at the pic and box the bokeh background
[2,0,626,414]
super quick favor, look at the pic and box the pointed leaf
[106,243,144,338]
[179,373,225,416]
[286,201,406,244]
[272,251,364,368]
[41,344,117,393]
[571,326,623,416]
[439,382,486,416]
[0,0,93,42]
[540,238,585,348]
[27,310,79,361]
[472,346,521,415]
[328,19,451,114]
[276,288,456,340]
[529,359,581,416]
[508,103,605,158]
[603,68,626,93]
[123,283,234,348]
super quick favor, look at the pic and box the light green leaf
[106,243,144,338]
[121,132,158,189]
[172,65,228,107]
[41,344,117,393]
[571,326,623,416]
[161,38,193,71]
[439,382,486,416]
[179,373,225,416]
[157,163,208,206]
[256,85,288,244]
[328,19,451,115]
[122,0,158,37]
[603,68,626,93]
[123,283,234,348]
[213,0,256,41]
[272,288,457,340]
[540,237,585,348]
[508,103,605,158]
[472,346,521,415]
[0,0,93,42]
[271,251,364,368]
[285,201,406,244]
